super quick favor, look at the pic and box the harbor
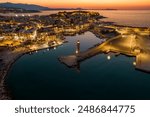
[0,11,150,99]
[59,27,150,73]
[5,31,150,100]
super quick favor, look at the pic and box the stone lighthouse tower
[76,40,80,54]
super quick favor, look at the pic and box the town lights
[133,62,136,66]
[58,42,62,45]
[53,41,56,44]
[107,55,111,60]
[75,50,78,54]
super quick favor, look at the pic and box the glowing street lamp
[107,55,111,60]
[133,61,136,66]
[75,50,78,54]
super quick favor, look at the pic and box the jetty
[59,32,150,73]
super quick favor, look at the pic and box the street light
[75,50,78,54]
[107,55,111,60]
[133,61,136,66]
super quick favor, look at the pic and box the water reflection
[1,10,150,27]
[6,31,150,100]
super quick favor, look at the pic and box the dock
[59,34,150,73]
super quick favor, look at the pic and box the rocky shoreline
[0,53,23,99]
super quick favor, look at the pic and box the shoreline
[0,41,65,99]
[0,25,149,99]
[0,53,23,99]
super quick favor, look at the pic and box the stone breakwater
[59,27,150,73]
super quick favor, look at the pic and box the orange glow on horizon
[0,0,150,10]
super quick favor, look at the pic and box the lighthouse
[76,40,80,54]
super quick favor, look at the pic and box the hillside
[0,2,50,11]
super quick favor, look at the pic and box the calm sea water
[1,10,150,27]
[6,32,150,100]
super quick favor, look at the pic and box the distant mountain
[0,2,50,11]
[102,8,117,10]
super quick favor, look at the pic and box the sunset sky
[0,0,150,9]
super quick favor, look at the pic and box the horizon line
[0,2,150,10]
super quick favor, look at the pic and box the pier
[59,33,150,73]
